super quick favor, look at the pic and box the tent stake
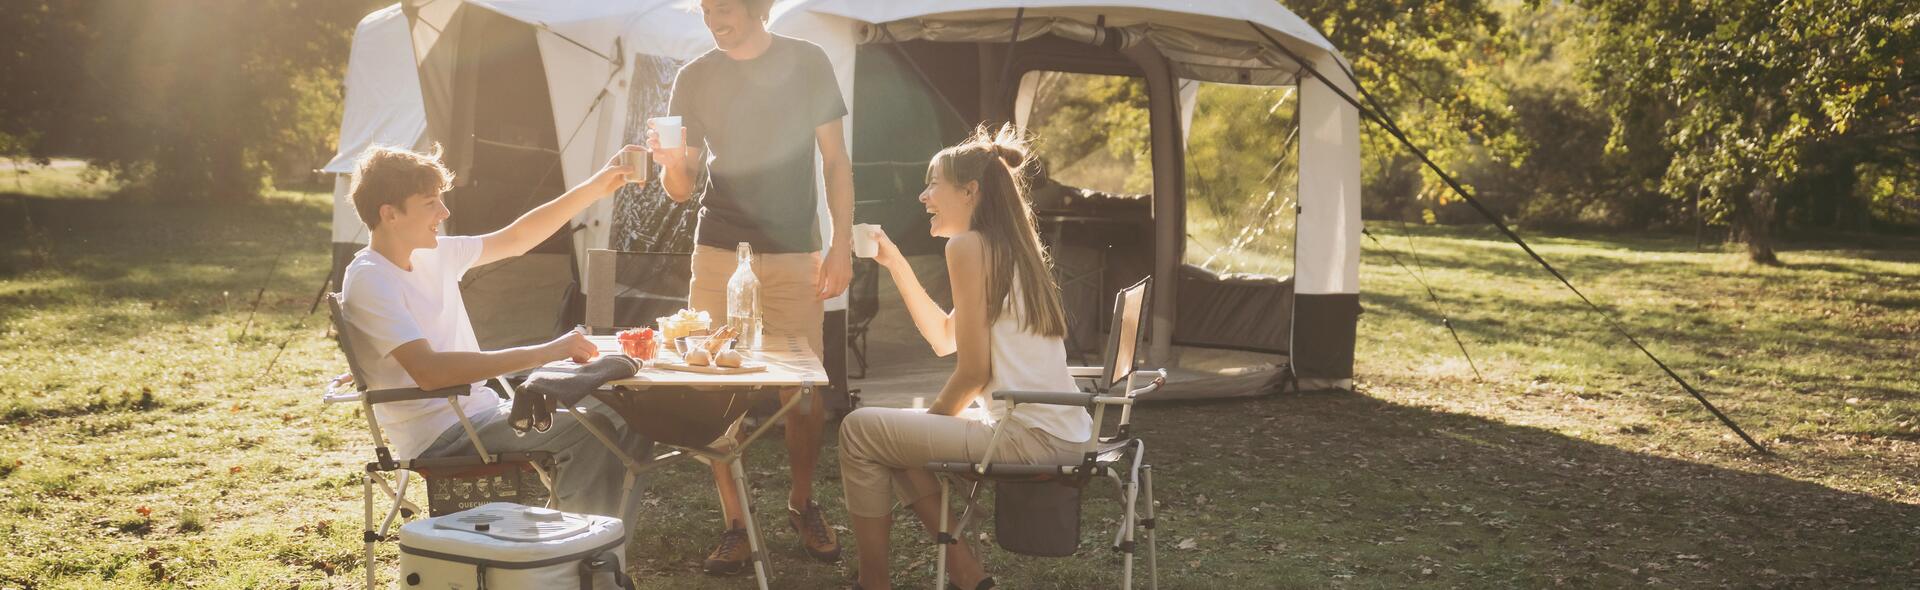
[1247,22,1768,454]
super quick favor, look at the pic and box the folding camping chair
[321,293,634,590]
[926,277,1165,590]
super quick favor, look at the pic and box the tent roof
[784,0,1342,86]
[323,4,427,174]
[790,0,1336,53]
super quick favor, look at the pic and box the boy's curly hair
[349,145,453,230]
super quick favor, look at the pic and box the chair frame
[925,277,1165,590]
[323,293,641,589]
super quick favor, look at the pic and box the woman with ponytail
[838,125,1092,589]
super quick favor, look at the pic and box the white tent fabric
[339,0,1361,381]
[326,4,428,245]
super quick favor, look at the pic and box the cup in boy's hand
[619,147,648,185]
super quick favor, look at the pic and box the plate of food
[658,325,766,374]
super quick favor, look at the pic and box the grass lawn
[2,166,1916,588]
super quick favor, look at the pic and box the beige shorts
[836,407,1083,518]
[689,244,824,355]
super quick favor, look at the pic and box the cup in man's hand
[852,224,881,258]
[649,116,684,149]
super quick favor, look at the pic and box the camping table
[559,333,825,590]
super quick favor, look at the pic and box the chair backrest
[1100,277,1151,392]
[585,249,693,334]
[326,293,373,393]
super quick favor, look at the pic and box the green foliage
[1577,0,1920,261]
[0,0,384,201]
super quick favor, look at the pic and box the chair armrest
[991,390,1098,408]
[364,385,473,404]
[1067,366,1103,378]
[1126,369,1167,397]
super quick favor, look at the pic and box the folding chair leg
[1122,476,1138,590]
[1142,464,1159,590]
[376,471,412,538]
[935,481,950,590]
[362,472,377,590]
[728,457,772,590]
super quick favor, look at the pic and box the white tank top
[968,275,1095,445]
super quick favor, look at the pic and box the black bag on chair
[993,481,1082,557]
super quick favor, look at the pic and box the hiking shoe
[703,527,752,576]
[789,501,842,563]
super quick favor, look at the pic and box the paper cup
[852,223,881,258]
[649,116,684,149]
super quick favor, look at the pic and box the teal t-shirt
[669,34,848,253]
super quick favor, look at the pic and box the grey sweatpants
[419,398,653,526]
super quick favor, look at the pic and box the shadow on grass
[0,192,331,335]
[1123,391,1920,588]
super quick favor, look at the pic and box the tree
[1578,0,1920,263]
[0,0,384,200]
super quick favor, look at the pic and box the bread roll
[715,349,743,368]
[686,348,713,366]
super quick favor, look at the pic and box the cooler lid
[433,504,591,542]
[400,502,626,564]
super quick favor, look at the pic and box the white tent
[324,4,428,272]
[326,0,1362,396]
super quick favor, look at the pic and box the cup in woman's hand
[853,224,881,258]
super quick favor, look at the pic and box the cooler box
[397,502,628,589]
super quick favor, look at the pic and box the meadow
[2,168,1915,588]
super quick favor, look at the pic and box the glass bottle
[726,242,762,350]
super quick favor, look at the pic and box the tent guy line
[1360,227,1482,382]
[1245,21,1769,455]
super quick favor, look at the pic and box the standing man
[649,0,853,575]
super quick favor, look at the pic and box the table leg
[568,401,650,516]
[730,454,772,590]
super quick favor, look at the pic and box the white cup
[649,116,684,149]
[852,223,881,258]
[619,149,647,184]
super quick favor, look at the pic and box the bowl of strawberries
[615,327,659,364]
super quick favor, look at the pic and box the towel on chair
[512,355,640,435]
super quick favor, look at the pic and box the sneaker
[789,501,842,563]
[703,526,751,576]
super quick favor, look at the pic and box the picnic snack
[714,349,743,368]
[685,347,713,367]
[704,325,737,356]
[616,328,657,360]
[656,308,712,341]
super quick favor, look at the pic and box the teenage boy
[649,0,853,574]
[339,145,649,524]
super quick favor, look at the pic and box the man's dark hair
[349,145,454,230]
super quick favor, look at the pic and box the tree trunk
[1732,181,1782,265]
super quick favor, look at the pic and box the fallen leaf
[1177,537,1198,550]
[135,505,152,517]
[229,466,244,475]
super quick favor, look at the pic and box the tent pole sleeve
[1245,21,1769,455]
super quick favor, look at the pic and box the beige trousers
[689,245,824,355]
[837,407,1082,519]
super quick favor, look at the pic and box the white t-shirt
[340,235,502,459]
